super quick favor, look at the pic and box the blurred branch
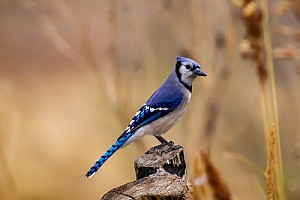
[40,11,82,62]
[193,149,233,200]
[276,25,300,42]
[272,41,300,77]
[295,63,300,75]
[40,1,146,150]
[40,2,98,83]
[106,0,147,151]
[192,151,211,200]
[239,0,267,84]
[203,66,231,152]
[79,17,101,74]
[200,149,233,200]
[0,145,17,199]
[222,143,267,199]
[272,46,296,60]
[0,80,22,200]
[276,0,300,21]
[190,0,236,152]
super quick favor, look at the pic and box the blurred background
[0,0,299,199]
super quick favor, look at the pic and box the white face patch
[176,62,200,91]
[179,64,193,76]
[179,63,196,83]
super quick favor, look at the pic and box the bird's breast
[121,92,191,147]
[143,95,191,136]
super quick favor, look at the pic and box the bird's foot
[146,140,177,155]
[166,140,174,147]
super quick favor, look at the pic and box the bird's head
[175,56,206,90]
[176,56,207,78]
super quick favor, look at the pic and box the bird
[85,56,207,178]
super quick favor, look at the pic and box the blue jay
[85,56,206,178]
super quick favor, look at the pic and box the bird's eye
[185,64,191,70]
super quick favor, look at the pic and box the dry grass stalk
[222,143,268,199]
[192,152,210,200]
[276,25,300,42]
[272,47,296,60]
[203,67,231,152]
[235,0,286,199]
[264,123,276,200]
[288,0,300,21]
[0,146,18,199]
[275,1,292,15]
[239,0,267,85]
[275,0,300,20]
[41,1,146,153]
[260,0,286,198]
[295,63,300,75]
[201,150,232,200]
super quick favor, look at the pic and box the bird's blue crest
[176,56,200,67]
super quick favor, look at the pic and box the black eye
[185,64,191,70]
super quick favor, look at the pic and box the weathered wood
[102,142,191,200]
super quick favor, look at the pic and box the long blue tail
[85,131,135,178]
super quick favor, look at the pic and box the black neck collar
[175,62,192,92]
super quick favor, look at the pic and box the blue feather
[85,99,183,178]
[85,130,136,178]
[123,100,182,134]
[176,56,200,67]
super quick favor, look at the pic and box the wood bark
[102,142,191,200]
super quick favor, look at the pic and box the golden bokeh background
[0,0,299,199]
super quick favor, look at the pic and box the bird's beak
[194,68,207,76]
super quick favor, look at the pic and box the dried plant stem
[0,145,17,199]
[192,151,210,200]
[260,0,286,199]
[264,123,276,200]
[201,150,232,200]
[223,143,267,199]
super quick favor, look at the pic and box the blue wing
[85,99,183,178]
[86,88,184,178]
[123,82,185,134]
[119,99,183,138]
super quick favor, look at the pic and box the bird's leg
[155,136,174,146]
[155,135,169,144]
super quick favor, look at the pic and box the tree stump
[102,142,191,200]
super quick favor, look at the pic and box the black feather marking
[175,61,192,92]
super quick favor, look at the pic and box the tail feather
[85,131,134,178]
